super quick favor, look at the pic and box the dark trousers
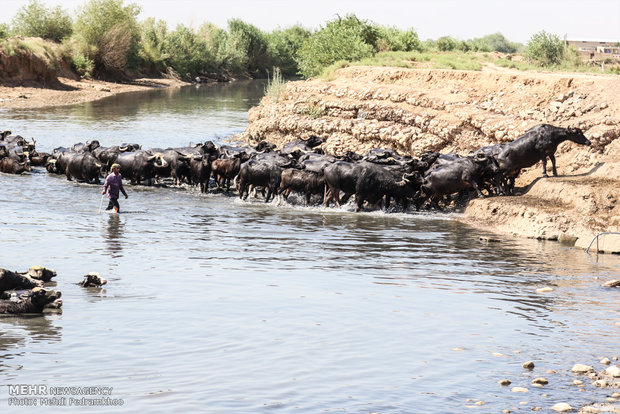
[106,198,120,212]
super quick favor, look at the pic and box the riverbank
[0,76,190,109]
[240,65,620,252]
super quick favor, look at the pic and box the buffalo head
[566,127,591,146]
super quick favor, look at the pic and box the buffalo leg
[549,154,558,176]
[541,156,549,177]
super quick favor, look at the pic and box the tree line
[0,0,575,81]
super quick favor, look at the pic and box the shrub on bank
[296,14,377,78]
[526,30,565,66]
[10,0,73,42]
[73,0,142,75]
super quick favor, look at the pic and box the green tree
[73,0,141,73]
[526,30,564,66]
[479,33,520,53]
[139,18,169,73]
[220,19,271,76]
[296,14,376,78]
[10,0,72,42]
[163,24,212,76]
[198,22,228,69]
[267,25,311,75]
[436,36,458,51]
[376,26,421,52]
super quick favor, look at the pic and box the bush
[264,67,287,102]
[72,51,95,78]
[73,0,141,73]
[10,0,72,42]
[0,24,8,39]
[296,14,376,78]
[100,23,132,71]
[526,30,564,66]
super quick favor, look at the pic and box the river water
[1,82,619,413]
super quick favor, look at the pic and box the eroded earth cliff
[240,65,620,252]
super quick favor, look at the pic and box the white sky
[1,0,619,44]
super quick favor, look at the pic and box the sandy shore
[0,77,190,109]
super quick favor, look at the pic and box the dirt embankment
[240,66,620,253]
[0,37,189,109]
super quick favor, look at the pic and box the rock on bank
[240,66,620,252]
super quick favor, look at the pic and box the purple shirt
[102,172,127,199]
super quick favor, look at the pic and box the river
[1,81,619,413]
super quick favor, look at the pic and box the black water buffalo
[211,154,245,191]
[160,149,193,184]
[0,288,62,314]
[1,134,36,152]
[353,162,423,212]
[71,140,100,153]
[0,268,42,292]
[29,151,50,166]
[92,146,121,167]
[362,147,403,164]
[119,143,141,152]
[280,135,325,156]
[0,157,30,174]
[323,161,359,206]
[188,155,211,193]
[419,154,498,209]
[79,272,107,287]
[23,266,57,283]
[4,145,30,164]
[65,152,104,183]
[237,158,287,202]
[48,147,74,174]
[496,124,591,179]
[116,150,168,184]
[278,169,326,205]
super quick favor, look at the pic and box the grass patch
[318,50,620,78]
[302,99,326,119]
[321,60,351,81]
[0,37,67,70]
[264,67,287,103]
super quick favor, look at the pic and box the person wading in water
[102,163,128,213]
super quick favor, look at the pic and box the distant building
[567,40,620,60]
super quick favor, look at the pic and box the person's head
[110,163,121,174]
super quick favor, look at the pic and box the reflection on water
[1,80,267,152]
[104,214,125,258]
[0,82,619,412]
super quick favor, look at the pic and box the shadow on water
[1,79,268,152]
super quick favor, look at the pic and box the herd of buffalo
[0,124,591,212]
[0,123,593,315]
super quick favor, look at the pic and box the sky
[1,0,619,44]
